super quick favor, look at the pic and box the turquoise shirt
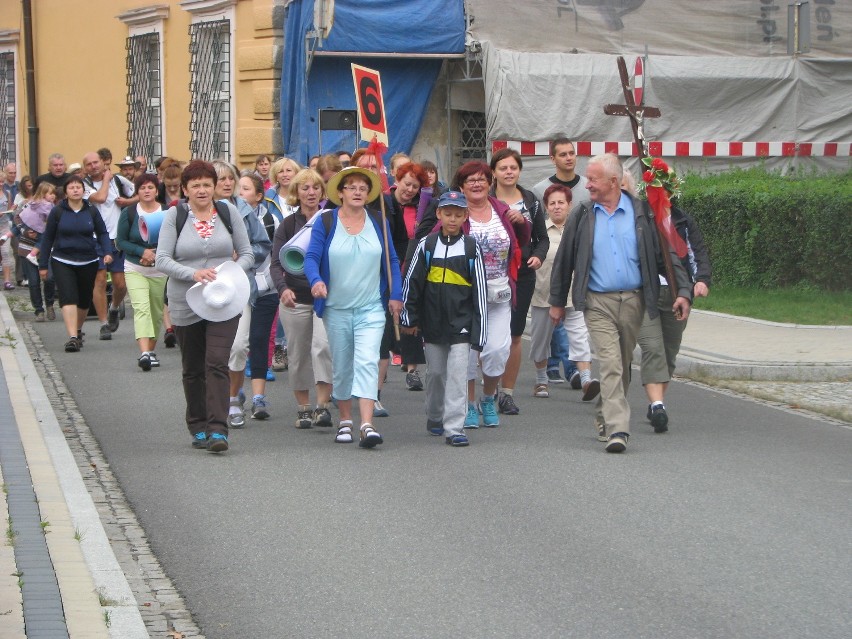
[589,192,642,292]
[326,216,382,309]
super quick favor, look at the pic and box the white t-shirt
[84,175,135,239]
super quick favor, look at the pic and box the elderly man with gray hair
[548,153,692,453]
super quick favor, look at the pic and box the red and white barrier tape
[492,140,852,157]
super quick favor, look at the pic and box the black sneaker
[650,404,669,433]
[99,323,112,340]
[64,337,81,353]
[296,405,313,429]
[207,433,229,453]
[497,391,519,415]
[313,405,333,427]
[164,329,177,348]
[406,370,423,391]
[138,353,152,371]
[546,369,565,384]
[107,307,120,332]
[568,371,582,390]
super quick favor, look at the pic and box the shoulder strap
[175,202,189,235]
[465,235,477,277]
[423,233,439,270]
[126,204,137,229]
[113,175,128,198]
[322,209,334,234]
[212,200,233,234]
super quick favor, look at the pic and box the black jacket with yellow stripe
[401,231,487,351]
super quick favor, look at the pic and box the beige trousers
[583,290,645,436]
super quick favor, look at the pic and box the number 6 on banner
[351,63,388,146]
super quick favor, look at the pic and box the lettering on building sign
[555,0,645,30]
[815,0,837,42]
[758,0,782,43]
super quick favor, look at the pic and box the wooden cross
[603,56,661,157]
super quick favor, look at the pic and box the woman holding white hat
[304,166,403,449]
[155,160,254,453]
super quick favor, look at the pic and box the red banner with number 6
[351,63,388,146]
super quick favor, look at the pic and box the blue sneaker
[480,396,499,427]
[251,396,270,420]
[191,432,207,449]
[427,419,444,436]
[373,400,389,417]
[446,434,470,447]
[207,433,228,453]
[237,389,246,409]
[464,402,480,429]
[265,368,276,381]
[244,361,251,377]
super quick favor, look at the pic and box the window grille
[458,110,487,162]
[0,51,15,166]
[188,19,231,161]
[126,33,163,165]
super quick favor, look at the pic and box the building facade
[0,0,285,177]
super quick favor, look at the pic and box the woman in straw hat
[155,160,254,453]
[303,166,403,449]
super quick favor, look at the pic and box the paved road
[26,313,852,639]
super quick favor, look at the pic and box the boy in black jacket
[400,191,487,447]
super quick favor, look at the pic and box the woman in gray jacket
[155,160,254,453]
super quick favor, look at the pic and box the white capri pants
[467,300,511,380]
[564,307,592,362]
[228,303,252,371]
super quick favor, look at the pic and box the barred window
[126,33,163,165]
[188,19,231,161]
[458,110,487,162]
[0,51,16,166]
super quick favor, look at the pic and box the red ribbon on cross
[645,185,688,259]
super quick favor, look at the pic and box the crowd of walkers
[2,139,709,454]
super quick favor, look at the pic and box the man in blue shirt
[548,154,692,453]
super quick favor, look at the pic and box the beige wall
[0,0,283,177]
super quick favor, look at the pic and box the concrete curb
[0,295,148,638]
[676,353,852,382]
[693,309,852,330]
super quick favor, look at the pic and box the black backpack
[175,200,234,235]
[422,232,477,279]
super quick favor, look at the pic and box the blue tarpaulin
[280,0,465,164]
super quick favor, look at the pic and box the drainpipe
[22,0,38,174]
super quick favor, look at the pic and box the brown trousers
[174,316,240,437]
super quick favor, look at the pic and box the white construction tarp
[482,50,852,143]
[465,1,852,176]
[466,0,852,58]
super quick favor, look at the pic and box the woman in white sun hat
[155,160,254,453]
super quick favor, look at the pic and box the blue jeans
[547,322,578,377]
[22,258,55,314]
[248,293,279,379]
